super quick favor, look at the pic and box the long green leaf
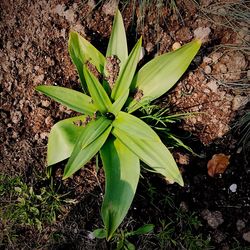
[110,89,129,116]
[111,37,142,101]
[106,10,128,69]
[63,117,112,179]
[36,85,96,115]
[127,39,201,113]
[69,31,106,92]
[83,65,112,113]
[47,115,87,166]
[112,112,183,186]
[100,137,140,240]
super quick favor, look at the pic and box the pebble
[194,27,211,43]
[41,100,50,107]
[207,80,218,92]
[203,56,212,64]
[11,111,22,124]
[236,219,245,232]
[204,65,212,74]
[232,95,249,111]
[229,183,237,193]
[201,209,224,229]
[172,42,181,51]
[243,231,250,243]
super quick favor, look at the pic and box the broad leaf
[106,10,128,69]
[100,137,140,240]
[47,115,87,166]
[83,65,112,113]
[111,37,142,101]
[112,112,184,186]
[69,31,106,92]
[36,86,96,115]
[127,39,201,112]
[63,117,112,179]
[110,89,129,116]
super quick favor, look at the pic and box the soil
[0,0,249,249]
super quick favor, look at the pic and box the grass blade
[36,85,97,115]
[83,65,112,113]
[112,112,183,186]
[63,117,112,179]
[127,39,201,112]
[111,37,142,101]
[100,137,140,240]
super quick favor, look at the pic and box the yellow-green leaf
[63,117,112,179]
[100,137,140,240]
[106,10,128,69]
[47,115,87,166]
[127,39,201,113]
[36,85,96,115]
[83,64,112,113]
[111,37,142,101]
[112,112,183,186]
[69,31,106,92]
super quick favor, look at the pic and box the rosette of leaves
[36,10,201,240]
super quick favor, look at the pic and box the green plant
[93,223,154,250]
[36,10,201,240]
[0,175,72,231]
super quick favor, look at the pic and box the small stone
[194,27,211,43]
[64,9,75,23]
[202,209,224,229]
[243,231,250,243]
[41,100,50,107]
[232,95,249,111]
[40,132,49,139]
[229,184,237,193]
[33,74,44,85]
[218,63,227,73]
[236,219,245,232]
[247,70,250,79]
[11,111,22,124]
[204,65,212,74]
[203,56,212,64]
[172,42,181,51]
[45,116,54,127]
[211,52,222,63]
[207,80,218,92]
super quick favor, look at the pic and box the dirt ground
[0,0,250,249]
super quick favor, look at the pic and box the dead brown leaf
[207,153,230,177]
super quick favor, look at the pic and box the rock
[41,100,50,107]
[172,42,181,51]
[207,80,218,92]
[229,184,237,193]
[64,9,75,23]
[211,52,222,63]
[45,116,54,127]
[232,95,249,111]
[203,57,212,64]
[11,111,22,124]
[194,27,211,43]
[33,74,44,85]
[243,231,250,243]
[204,65,212,74]
[236,219,245,232]
[201,209,224,229]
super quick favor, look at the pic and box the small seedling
[36,10,201,240]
